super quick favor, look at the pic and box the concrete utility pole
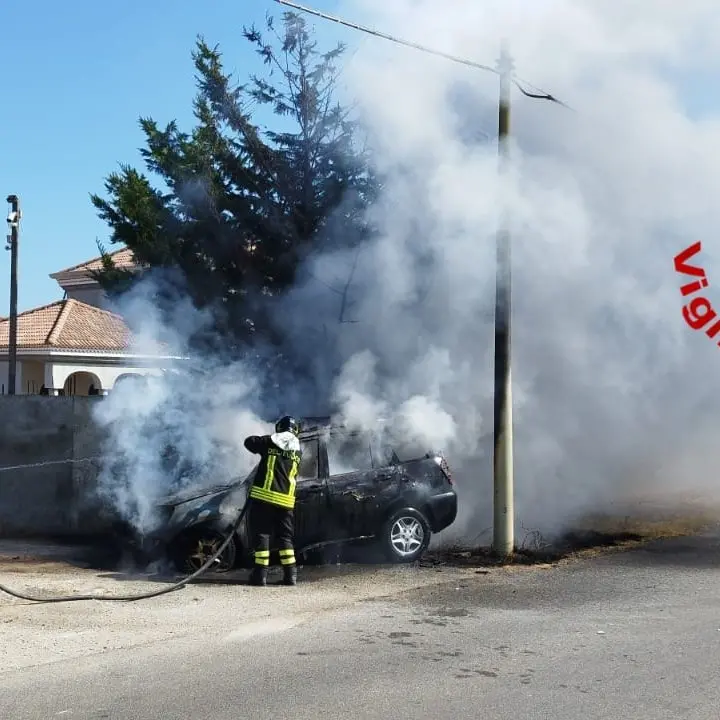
[6,195,20,396]
[492,42,515,557]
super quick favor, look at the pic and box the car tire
[380,508,432,563]
[171,527,237,575]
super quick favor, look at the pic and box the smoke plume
[93,282,272,534]
[95,0,720,544]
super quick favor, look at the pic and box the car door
[324,431,400,538]
[293,436,328,549]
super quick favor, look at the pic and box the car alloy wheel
[391,516,425,557]
[175,529,237,574]
[383,508,431,563]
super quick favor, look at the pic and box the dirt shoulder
[424,507,718,569]
[0,539,106,578]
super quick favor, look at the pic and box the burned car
[113,421,458,572]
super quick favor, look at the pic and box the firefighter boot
[250,566,268,587]
[283,565,297,586]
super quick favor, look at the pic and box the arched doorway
[113,373,147,391]
[63,371,102,397]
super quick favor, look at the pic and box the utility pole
[492,41,515,557]
[6,195,20,396]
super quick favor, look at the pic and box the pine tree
[91,11,377,346]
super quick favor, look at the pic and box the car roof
[298,418,388,440]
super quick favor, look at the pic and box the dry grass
[423,508,718,569]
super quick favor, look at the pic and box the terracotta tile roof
[0,299,132,352]
[52,247,137,275]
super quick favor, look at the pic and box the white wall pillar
[43,362,60,394]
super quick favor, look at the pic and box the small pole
[6,195,20,396]
[491,41,515,558]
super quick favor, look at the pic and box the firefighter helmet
[275,415,300,436]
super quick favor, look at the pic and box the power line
[275,0,497,74]
[273,0,571,109]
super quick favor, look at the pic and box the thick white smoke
[95,0,720,544]
[278,0,720,539]
[93,282,271,535]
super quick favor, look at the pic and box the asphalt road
[3,532,720,720]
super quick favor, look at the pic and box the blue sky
[0,0,342,313]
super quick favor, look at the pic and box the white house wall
[63,285,108,310]
[48,363,163,392]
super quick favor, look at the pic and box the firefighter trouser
[249,499,296,568]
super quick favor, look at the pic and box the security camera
[6,211,18,226]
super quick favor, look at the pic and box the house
[0,247,181,395]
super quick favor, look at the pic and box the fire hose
[0,502,371,604]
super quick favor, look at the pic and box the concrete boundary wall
[0,396,109,537]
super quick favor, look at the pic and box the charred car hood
[145,480,249,542]
[156,482,238,508]
[156,465,254,508]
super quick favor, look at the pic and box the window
[298,439,319,481]
[368,438,401,467]
[327,432,374,476]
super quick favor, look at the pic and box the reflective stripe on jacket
[245,432,301,509]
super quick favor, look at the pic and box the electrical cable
[273,0,571,109]
[275,0,497,74]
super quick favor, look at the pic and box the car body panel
[326,465,402,538]
[294,477,329,547]
[425,491,459,532]
[289,436,329,547]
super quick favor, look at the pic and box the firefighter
[244,415,302,587]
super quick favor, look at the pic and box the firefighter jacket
[245,431,302,509]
